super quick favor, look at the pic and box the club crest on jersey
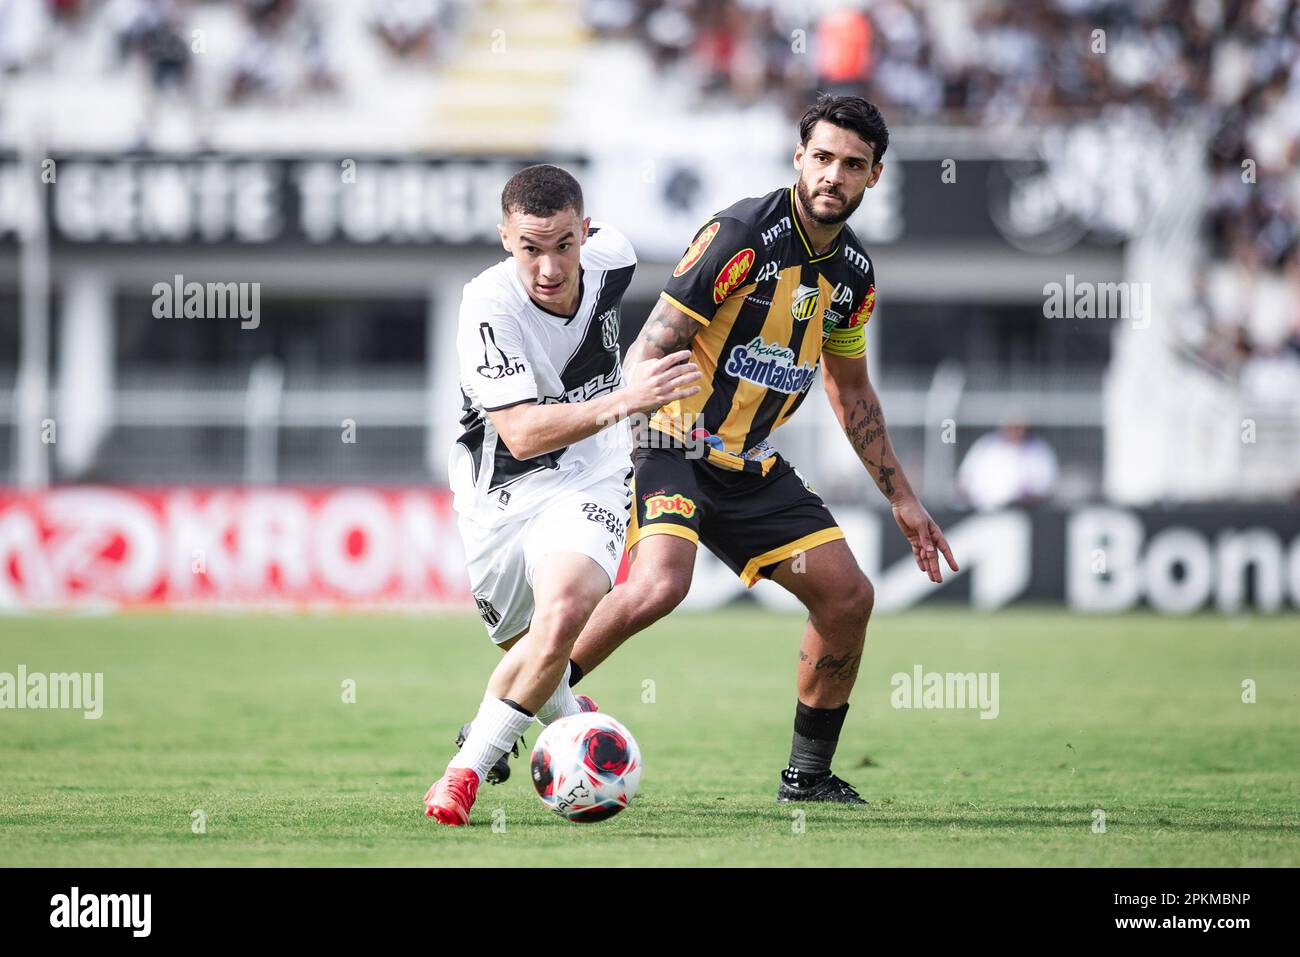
[643,493,697,521]
[712,248,755,303]
[673,221,720,277]
[849,284,876,326]
[790,284,820,322]
[724,336,817,394]
[598,308,619,351]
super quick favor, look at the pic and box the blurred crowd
[0,0,464,102]
[3,0,1297,399]
[588,0,1300,400]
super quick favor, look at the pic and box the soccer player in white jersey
[424,165,700,826]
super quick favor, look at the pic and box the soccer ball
[530,712,642,823]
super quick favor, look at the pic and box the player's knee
[532,593,597,650]
[817,574,874,634]
[635,569,691,620]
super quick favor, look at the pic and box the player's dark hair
[500,164,584,219]
[799,94,889,166]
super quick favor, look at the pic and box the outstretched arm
[822,352,958,583]
[489,350,699,460]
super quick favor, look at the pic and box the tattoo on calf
[815,653,862,682]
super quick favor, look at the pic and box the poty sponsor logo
[755,261,780,283]
[890,665,999,719]
[152,274,260,329]
[712,248,755,303]
[643,494,697,520]
[724,336,818,394]
[50,887,151,937]
[831,282,855,307]
[0,666,103,719]
[673,221,720,277]
[843,245,871,274]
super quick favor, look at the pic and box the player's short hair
[799,94,889,166]
[500,164,584,220]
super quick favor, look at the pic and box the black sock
[568,659,584,688]
[786,701,849,782]
[501,698,534,718]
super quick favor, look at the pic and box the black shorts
[627,444,845,587]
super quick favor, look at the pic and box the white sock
[449,695,536,782]
[536,662,582,726]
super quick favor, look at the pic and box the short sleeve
[659,217,758,326]
[459,299,538,410]
[823,279,874,359]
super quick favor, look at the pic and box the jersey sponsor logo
[542,367,622,404]
[831,282,855,306]
[790,283,820,321]
[724,336,818,394]
[643,493,697,521]
[844,245,871,274]
[821,310,845,336]
[760,216,792,247]
[740,438,778,462]
[475,596,501,626]
[712,248,755,303]
[755,260,780,283]
[849,284,876,326]
[744,293,772,307]
[673,221,721,277]
[581,502,624,536]
[476,322,526,380]
[598,307,619,352]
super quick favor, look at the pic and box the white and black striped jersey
[449,223,636,527]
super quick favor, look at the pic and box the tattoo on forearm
[844,398,898,497]
[637,299,699,358]
[814,652,862,682]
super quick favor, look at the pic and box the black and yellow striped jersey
[652,185,877,475]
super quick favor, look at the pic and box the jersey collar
[788,186,842,264]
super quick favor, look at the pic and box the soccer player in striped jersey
[567,95,959,804]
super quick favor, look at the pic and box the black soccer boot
[776,766,868,805]
[455,722,521,786]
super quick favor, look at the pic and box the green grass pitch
[1,609,1297,867]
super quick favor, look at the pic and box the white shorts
[459,470,632,644]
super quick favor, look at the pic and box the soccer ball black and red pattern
[530,713,643,823]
